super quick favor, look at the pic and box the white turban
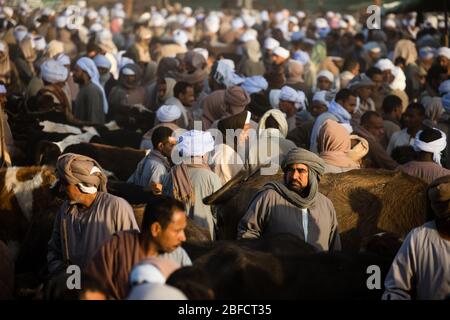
[76,57,109,114]
[40,59,68,83]
[3,7,13,18]
[173,29,188,46]
[93,55,111,70]
[150,13,166,27]
[231,18,244,31]
[193,48,209,61]
[118,56,135,70]
[205,15,220,33]
[389,67,406,91]
[183,17,196,28]
[241,76,268,95]
[312,91,330,109]
[33,36,46,51]
[121,67,135,76]
[315,18,329,29]
[269,89,281,108]
[439,80,450,95]
[316,70,334,83]
[375,58,395,71]
[214,59,244,88]
[130,263,166,285]
[413,129,447,165]
[0,84,7,94]
[157,104,182,123]
[273,47,290,59]
[258,109,289,138]
[177,130,214,157]
[419,47,435,60]
[57,54,71,66]
[56,16,67,29]
[438,47,450,60]
[240,29,258,43]
[280,86,307,110]
[13,25,28,43]
[264,37,280,51]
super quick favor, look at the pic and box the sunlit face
[152,210,187,253]
[285,163,309,192]
[158,136,177,159]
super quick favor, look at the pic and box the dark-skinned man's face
[285,163,309,193]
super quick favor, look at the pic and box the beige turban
[224,86,251,114]
[56,153,107,193]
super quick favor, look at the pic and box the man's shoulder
[315,192,335,209]
[99,192,132,209]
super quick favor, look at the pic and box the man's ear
[150,222,162,238]
[157,142,164,151]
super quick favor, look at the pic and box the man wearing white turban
[398,128,450,184]
[163,130,222,239]
[437,47,450,76]
[279,85,307,132]
[73,57,108,124]
[93,54,117,98]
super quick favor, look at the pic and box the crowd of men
[0,1,449,300]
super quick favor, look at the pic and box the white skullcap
[413,129,447,165]
[296,11,306,19]
[121,67,136,76]
[438,47,450,60]
[375,58,395,71]
[182,7,193,16]
[86,10,98,21]
[183,17,196,29]
[312,90,330,108]
[3,7,13,18]
[93,54,111,70]
[315,18,329,29]
[439,80,450,95]
[264,38,280,51]
[177,130,215,157]
[289,17,299,25]
[280,86,307,110]
[150,13,166,27]
[240,29,258,43]
[157,104,182,123]
[129,264,165,286]
[89,23,103,33]
[0,84,7,94]
[273,47,290,59]
[384,19,396,29]
[260,10,270,22]
[193,48,209,61]
[242,14,256,28]
[56,16,67,29]
[33,35,46,51]
[205,15,220,33]
[13,25,28,43]
[138,12,151,24]
[57,54,71,66]
[316,70,334,83]
[40,59,68,83]
[231,18,245,31]
[173,29,188,46]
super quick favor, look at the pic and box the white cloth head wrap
[316,70,334,83]
[264,37,280,51]
[57,54,71,66]
[157,104,182,122]
[273,47,290,59]
[439,80,450,95]
[438,47,450,60]
[413,129,447,165]
[177,130,214,157]
[375,58,395,71]
[173,29,188,46]
[312,90,330,109]
[93,54,111,70]
[0,85,7,94]
[76,57,109,114]
[129,264,166,286]
[280,86,307,110]
[33,36,46,51]
[40,59,68,83]
[241,76,268,95]
[13,25,28,43]
[214,59,244,88]
[389,66,406,91]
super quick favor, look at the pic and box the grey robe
[73,81,105,124]
[382,221,450,300]
[163,167,222,239]
[127,150,171,187]
[238,189,341,252]
[47,192,139,274]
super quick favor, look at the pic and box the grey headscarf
[263,147,325,208]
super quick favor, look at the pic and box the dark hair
[406,102,426,117]
[354,33,365,42]
[141,196,185,232]
[382,95,403,114]
[426,65,448,86]
[166,266,214,300]
[151,126,174,149]
[360,110,382,126]
[343,57,359,72]
[264,115,280,130]
[391,145,416,164]
[335,88,357,103]
[394,56,406,66]
[419,127,442,143]
[174,81,192,98]
[365,67,382,79]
